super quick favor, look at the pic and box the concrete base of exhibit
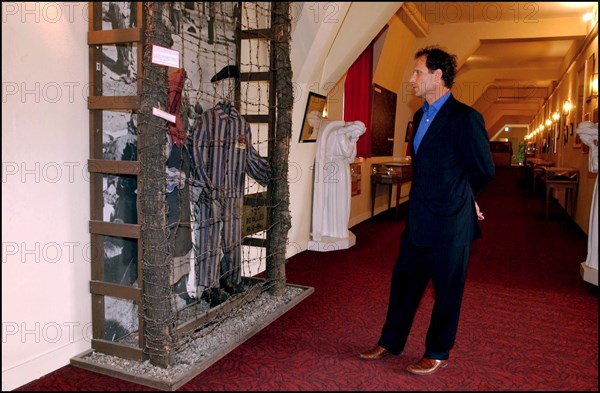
[70,281,314,391]
[307,231,356,252]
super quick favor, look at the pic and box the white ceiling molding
[396,2,429,37]
[319,2,403,90]
[290,2,351,84]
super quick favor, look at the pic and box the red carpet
[17,167,598,391]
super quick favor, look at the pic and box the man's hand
[475,201,484,220]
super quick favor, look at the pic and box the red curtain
[344,43,373,158]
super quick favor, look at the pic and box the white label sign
[151,45,180,68]
[153,107,176,123]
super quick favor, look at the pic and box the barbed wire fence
[134,2,292,368]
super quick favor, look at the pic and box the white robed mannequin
[576,121,598,285]
[310,115,366,241]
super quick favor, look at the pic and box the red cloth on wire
[167,68,187,146]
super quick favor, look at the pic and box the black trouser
[378,235,471,360]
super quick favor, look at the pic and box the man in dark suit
[358,46,495,375]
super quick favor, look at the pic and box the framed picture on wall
[551,123,556,153]
[585,53,596,103]
[570,122,574,136]
[371,84,396,156]
[298,92,327,143]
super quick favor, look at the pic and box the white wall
[2,2,91,390]
[288,2,402,256]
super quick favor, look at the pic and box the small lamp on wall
[591,73,598,100]
[563,99,572,116]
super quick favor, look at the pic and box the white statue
[576,121,598,277]
[312,120,366,241]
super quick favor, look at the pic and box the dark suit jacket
[407,94,495,247]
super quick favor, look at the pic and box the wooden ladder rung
[240,28,273,40]
[244,114,270,124]
[242,237,267,247]
[240,72,271,82]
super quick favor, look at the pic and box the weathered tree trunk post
[139,2,174,368]
[266,2,293,296]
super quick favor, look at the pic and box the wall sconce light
[591,73,598,99]
[562,100,572,116]
[545,119,552,127]
[552,112,560,122]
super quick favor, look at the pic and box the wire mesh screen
[121,1,293,367]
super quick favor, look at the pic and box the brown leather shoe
[358,345,399,360]
[406,357,448,375]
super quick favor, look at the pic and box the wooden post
[266,2,293,296]
[139,2,174,368]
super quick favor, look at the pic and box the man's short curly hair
[415,46,457,89]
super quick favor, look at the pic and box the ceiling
[400,2,597,142]
[416,2,595,23]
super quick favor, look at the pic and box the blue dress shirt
[413,91,451,153]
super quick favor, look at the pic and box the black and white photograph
[101,2,138,96]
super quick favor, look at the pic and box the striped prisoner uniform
[191,103,270,290]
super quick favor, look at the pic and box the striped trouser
[194,196,243,290]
